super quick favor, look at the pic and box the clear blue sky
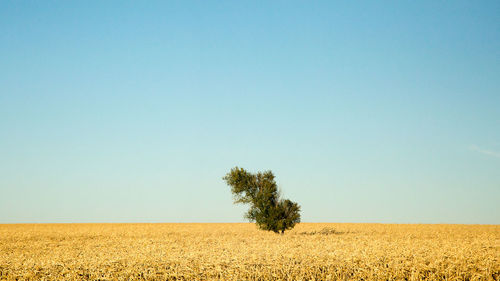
[1,1,499,224]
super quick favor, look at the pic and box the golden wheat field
[0,223,498,281]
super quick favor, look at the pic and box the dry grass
[0,223,498,280]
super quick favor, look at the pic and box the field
[0,223,498,280]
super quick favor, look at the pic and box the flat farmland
[0,223,498,280]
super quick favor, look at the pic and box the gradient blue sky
[1,1,499,224]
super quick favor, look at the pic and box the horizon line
[1,222,498,226]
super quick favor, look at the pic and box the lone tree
[223,167,301,234]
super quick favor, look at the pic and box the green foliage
[223,167,301,234]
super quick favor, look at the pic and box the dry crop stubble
[0,223,498,280]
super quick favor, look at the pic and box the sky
[1,1,499,224]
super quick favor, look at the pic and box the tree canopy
[223,167,301,234]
